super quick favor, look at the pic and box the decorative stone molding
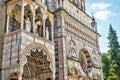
[20,42,55,74]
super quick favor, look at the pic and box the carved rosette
[79,49,92,75]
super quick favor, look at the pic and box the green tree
[107,24,120,80]
[102,24,120,80]
[102,53,110,80]
[107,24,119,60]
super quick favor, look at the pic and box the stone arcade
[0,0,103,80]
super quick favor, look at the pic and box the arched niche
[34,7,44,36]
[20,43,55,79]
[45,17,52,40]
[79,48,92,74]
[9,4,21,32]
[22,49,52,80]
[24,4,33,32]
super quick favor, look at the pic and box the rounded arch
[79,48,92,74]
[20,42,55,73]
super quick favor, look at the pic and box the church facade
[0,0,103,80]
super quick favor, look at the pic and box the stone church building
[0,0,103,80]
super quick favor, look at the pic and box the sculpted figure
[35,20,41,34]
[45,27,49,40]
[25,17,31,32]
[34,20,41,36]
[9,16,20,32]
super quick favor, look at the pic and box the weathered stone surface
[0,0,103,80]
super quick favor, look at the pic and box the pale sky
[86,0,120,52]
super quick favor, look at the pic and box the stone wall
[0,0,6,79]
[54,9,102,80]
[2,30,55,80]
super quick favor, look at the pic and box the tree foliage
[107,24,119,60]
[102,53,110,80]
[102,24,120,80]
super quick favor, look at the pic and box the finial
[91,13,95,22]
[92,13,94,17]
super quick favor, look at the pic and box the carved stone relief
[24,17,31,32]
[23,49,52,80]
[45,17,52,40]
[24,4,33,32]
[20,43,55,75]
[34,7,43,36]
[79,49,92,74]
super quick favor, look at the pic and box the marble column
[51,23,54,42]
[43,19,46,38]
[20,0,24,30]
[18,65,24,80]
[32,7,35,33]
[6,14,10,33]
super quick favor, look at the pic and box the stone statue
[45,27,49,40]
[25,17,31,32]
[35,20,41,35]
[9,16,20,32]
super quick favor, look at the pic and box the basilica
[0,0,103,80]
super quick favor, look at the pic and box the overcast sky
[86,0,120,52]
